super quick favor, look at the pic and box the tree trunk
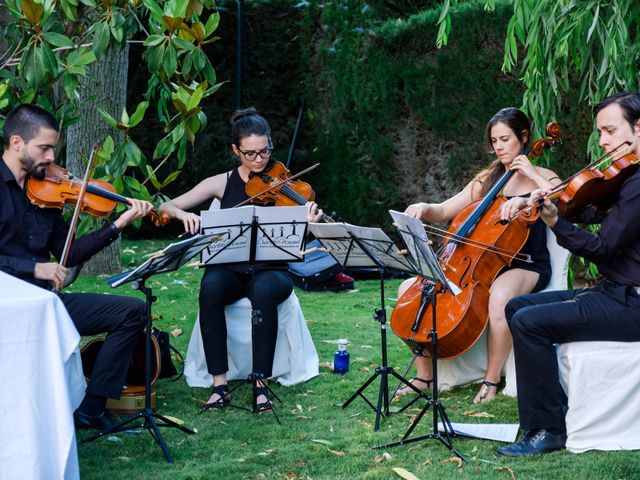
[66,45,129,275]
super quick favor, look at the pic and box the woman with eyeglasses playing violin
[159,108,323,413]
[396,107,561,403]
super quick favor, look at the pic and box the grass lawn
[67,240,640,479]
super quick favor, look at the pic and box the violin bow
[233,163,320,208]
[507,140,633,222]
[58,145,100,278]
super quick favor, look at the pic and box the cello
[390,123,562,359]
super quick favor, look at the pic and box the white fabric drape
[185,292,319,387]
[0,272,85,480]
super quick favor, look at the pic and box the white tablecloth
[0,272,85,480]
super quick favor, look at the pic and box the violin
[511,141,639,222]
[390,123,562,359]
[240,160,334,222]
[25,163,168,227]
[549,147,637,218]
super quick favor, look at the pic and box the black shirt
[552,170,640,286]
[0,158,121,288]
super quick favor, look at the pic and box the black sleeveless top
[501,194,551,292]
[216,168,288,274]
[220,168,249,209]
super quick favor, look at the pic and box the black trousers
[505,281,640,431]
[60,292,146,399]
[199,268,293,378]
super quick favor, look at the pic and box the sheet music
[388,210,460,294]
[438,422,519,442]
[254,206,307,262]
[108,234,215,288]
[307,223,371,267]
[201,205,307,265]
[308,222,415,273]
[342,223,415,273]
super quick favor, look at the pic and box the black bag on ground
[289,240,354,291]
[152,328,184,381]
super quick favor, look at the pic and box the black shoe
[496,429,566,457]
[74,409,118,431]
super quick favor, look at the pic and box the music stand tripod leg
[375,281,464,460]
[341,269,422,431]
[80,278,195,464]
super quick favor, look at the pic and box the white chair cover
[436,227,571,394]
[185,292,319,387]
[558,341,640,452]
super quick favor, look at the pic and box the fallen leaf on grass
[327,449,345,457]
[462,410,495,418]
[391,467,421,480]
[257,449,274,456]
[329,425,334,432]
[422,458,431,465]
[441,457,463,471]
[374,452,393,463]
[117,456,130,461]
[495,466,516,480]
[162,415,184,425]
[358,366,370,372]
[171,328,183,337]
[296,415,312,420]
[308,406,317,412]
[319,362,333,369]
[311,439,332,446]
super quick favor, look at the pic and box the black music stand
[308,223,425,431]
[375,210,464,459]
[81,234,218,464]
[201,205,308,423]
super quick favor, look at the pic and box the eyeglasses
[237,147,273,161]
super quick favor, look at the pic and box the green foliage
[0,0,222,207]
[306,0,524,225]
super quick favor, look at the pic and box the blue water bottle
[333,339,350,374]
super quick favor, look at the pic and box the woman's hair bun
[230,107,258,125]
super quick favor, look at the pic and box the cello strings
[421,223,532,263]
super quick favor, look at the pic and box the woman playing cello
[159,108,323,412]
[397,107,561,403]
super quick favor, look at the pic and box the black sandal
[475,380,499,403]
[397,377,433,396]
[201,384,230,412]
[254,383,273,413]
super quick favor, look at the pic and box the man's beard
[20,153,46,179]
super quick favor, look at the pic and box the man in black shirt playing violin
[0,104,154,431]
[497,92,640,457]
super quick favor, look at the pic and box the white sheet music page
[254,206,307,262]
[307,222,373,267]
[200,206,253,264]
[342,223,415,273]
[388,210,461,294]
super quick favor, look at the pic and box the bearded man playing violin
[0,104,154,431]
[497,92,640,457]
